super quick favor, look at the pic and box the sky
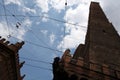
[0,0,120,80]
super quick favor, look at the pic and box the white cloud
[13,18,32,40]
[22,7,36,14]
[57,26,86,51]
[57,1,89,51]
[64,3,89,26]
[0,22,9,38]
[0,17,32,40]
[49,0,65,12]
[35,0,49,13]
[49,0,92,12]
[49,33,55,44]
[14,27,26,40]
[5,0,22,6]
[5,0,36,14]
[67,0,92,7]
[41,30,48,36]
[57,0,120,51]
[22,18,32,27]
[0,21,25,40]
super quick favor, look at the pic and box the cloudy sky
[0,0,120,80]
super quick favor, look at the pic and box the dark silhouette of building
[53,2,120,80]
[0,36,25,80]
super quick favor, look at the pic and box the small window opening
[102,30,106,33]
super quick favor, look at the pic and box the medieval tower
[84,2,120,67]
[0,36,25,80]
[53,2,120,80]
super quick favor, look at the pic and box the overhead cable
[20,57,52,64]
[11,35,63,53]
[1,0,10,36]
[0,14,87,28]
[25,63,52,71]
[0,2,54,51]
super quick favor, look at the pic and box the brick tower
[83,2,120,67]
[52,2,120,80]
[0,36,25,80]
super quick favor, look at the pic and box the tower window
[102,30,106,33]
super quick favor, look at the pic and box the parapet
[59,49,120,80]
[0,36,24,53]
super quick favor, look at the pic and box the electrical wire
[1,1,120,79]
[0,14,87,28]
[0,1,87,54]
[0,1,87,29]
[0,2,62,52]
[2,0,10,36]
[20,57,52,64]
[28,29,51,48]
[11,35,63,53]
[0,2,56,53]
[24,63,52,71]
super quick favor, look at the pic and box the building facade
[53,2,120,80]
[0,36,25,80]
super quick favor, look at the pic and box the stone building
[0,36,25,80]
[52,2,120,80]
